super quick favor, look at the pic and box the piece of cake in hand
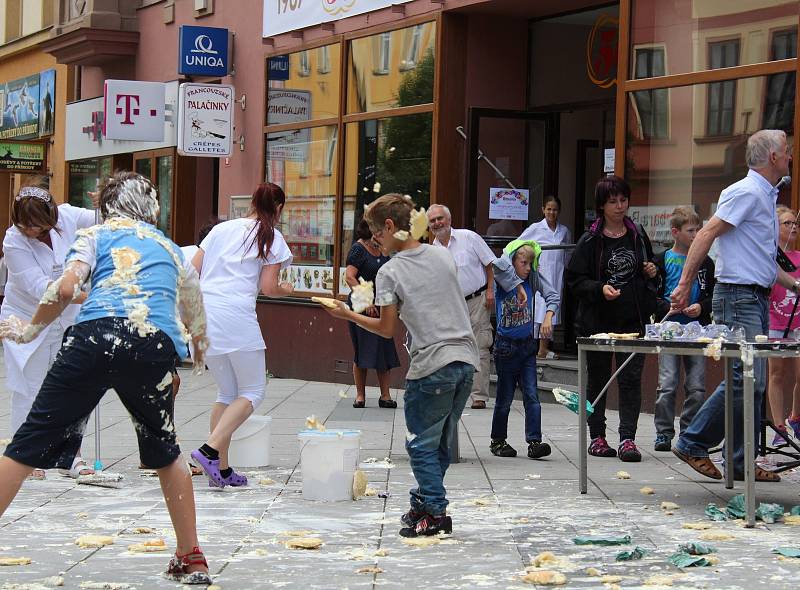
[350,277,374,314]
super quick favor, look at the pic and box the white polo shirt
[433,228,496,297]
[714,169,779,288]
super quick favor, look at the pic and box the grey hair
[746,129,787,168]
[428,203,451,220]
[100,172,160,225]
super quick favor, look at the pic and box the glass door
[133,149,175,237]
[464,108,558,247]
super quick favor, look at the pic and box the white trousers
[467,292,493,403]
[206,349,267,409]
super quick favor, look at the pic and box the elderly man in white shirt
[428,204,496,409]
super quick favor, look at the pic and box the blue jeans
[674,284,768,472]
[404,361,474,515]
[491,336,541,442]
[654,354,706,438]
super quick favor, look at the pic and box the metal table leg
[579,346,588,494]
[450,428,460,464]
[725,358,734,490]
[743,346,755,527]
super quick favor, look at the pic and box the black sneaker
[399,513,453,537]
[527,441,551,459]
[654,434,672,452]
[400,508,424,527]
[490,439,517,457]
[618,439,642,462]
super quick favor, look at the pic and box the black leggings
[586,350,645,441]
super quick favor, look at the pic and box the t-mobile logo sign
[115,94,159,124]
[104,80,166,141]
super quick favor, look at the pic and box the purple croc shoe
[190,449,226,487]
[209,469,248,488]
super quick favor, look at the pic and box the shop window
[340,112,432,277]
[706,40,739,137]
[400,25,424,71]
[764,29,797,132]
[266,43,341,122]
[133,150,174,237]
[156,155,173,236]
[266,124,337,294]
[264,23,436,298]
[68,157,112,209]
[348,21,436,113]
[631,0,797,76]
[631,47,669,139]
[317,45,331,74]
[625,75,794,247]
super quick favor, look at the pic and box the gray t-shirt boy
[375,244,480,380]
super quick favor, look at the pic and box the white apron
[518,219,572,326]
[0,204,96,397]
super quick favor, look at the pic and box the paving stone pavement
[1,363,800,589]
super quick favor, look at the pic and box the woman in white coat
[1,183,97,479]
[518,195,572,359]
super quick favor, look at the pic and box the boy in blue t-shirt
[490,239,559,459]
[653,206,715,451]
[0,172,212,584]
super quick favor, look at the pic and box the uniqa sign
[178,25,230,76]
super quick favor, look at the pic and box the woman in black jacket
[565,176,658,462]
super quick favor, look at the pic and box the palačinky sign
[177,83,234,157]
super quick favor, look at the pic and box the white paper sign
[103,80,165,141]
[264,0,413,38]
[628,205,686,244]
[489,188,530,221]
[604,148,615,173]
[266,89,311,162]
[178,83,234,156]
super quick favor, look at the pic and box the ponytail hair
[246,182,286,260]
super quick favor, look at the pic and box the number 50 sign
[263,0,412,38]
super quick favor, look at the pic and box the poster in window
[489,188,529,221]
[38,69,56,137]
[229,195,251,220]
[0,142,45,172]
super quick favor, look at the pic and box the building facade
[0,0,70,247]
[27,0,800,391]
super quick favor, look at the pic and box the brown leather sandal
[672,448,722,480]
[733,466,781,482]
[164,546,212,585]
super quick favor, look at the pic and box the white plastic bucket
[228,415,272,467]
[298,430,361,501]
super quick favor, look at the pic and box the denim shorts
[5,317,181,470]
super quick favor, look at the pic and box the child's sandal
[164,546,212,585]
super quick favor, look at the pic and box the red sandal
[164,546,212,585]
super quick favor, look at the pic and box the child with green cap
[490,239,560,459]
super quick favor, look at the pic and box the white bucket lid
[297,429,361,440]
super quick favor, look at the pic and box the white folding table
[576,337,800,527]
